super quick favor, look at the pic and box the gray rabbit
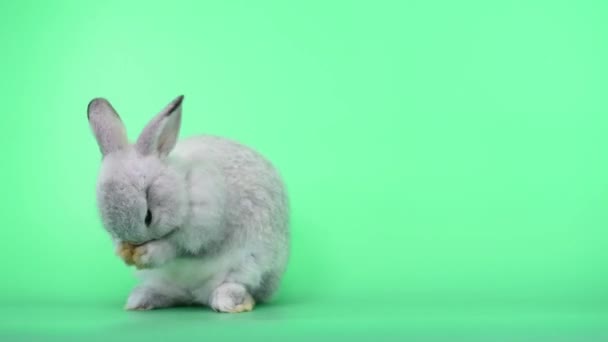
[87,95,289,312]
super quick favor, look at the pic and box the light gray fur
[87,95,289,311]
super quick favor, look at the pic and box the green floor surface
[2,298,608,341]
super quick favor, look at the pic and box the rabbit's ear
[136,95,183,158]
[87,98,128,156]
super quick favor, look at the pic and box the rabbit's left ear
[136,95,184,158]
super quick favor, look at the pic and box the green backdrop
[2,0,608,340]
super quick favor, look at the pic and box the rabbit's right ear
[87,98,128,156]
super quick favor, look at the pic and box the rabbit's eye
[145,209,152,227]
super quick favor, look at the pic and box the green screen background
[2,0,608,340]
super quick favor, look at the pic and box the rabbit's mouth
[159,226,179,240]
[126,227,179,246]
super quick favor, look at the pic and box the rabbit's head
[87,96,187,245]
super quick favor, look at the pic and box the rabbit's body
[88,96,289,312]
[136,136,289,304]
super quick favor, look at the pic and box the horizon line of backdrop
[1,0,608,307]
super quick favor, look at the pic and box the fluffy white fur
[88,96,289,312]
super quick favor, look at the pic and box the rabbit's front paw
[116,242,136,265]
[132,240,175,269]
[132,244,152,269]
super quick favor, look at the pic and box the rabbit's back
[171,135,289,300]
